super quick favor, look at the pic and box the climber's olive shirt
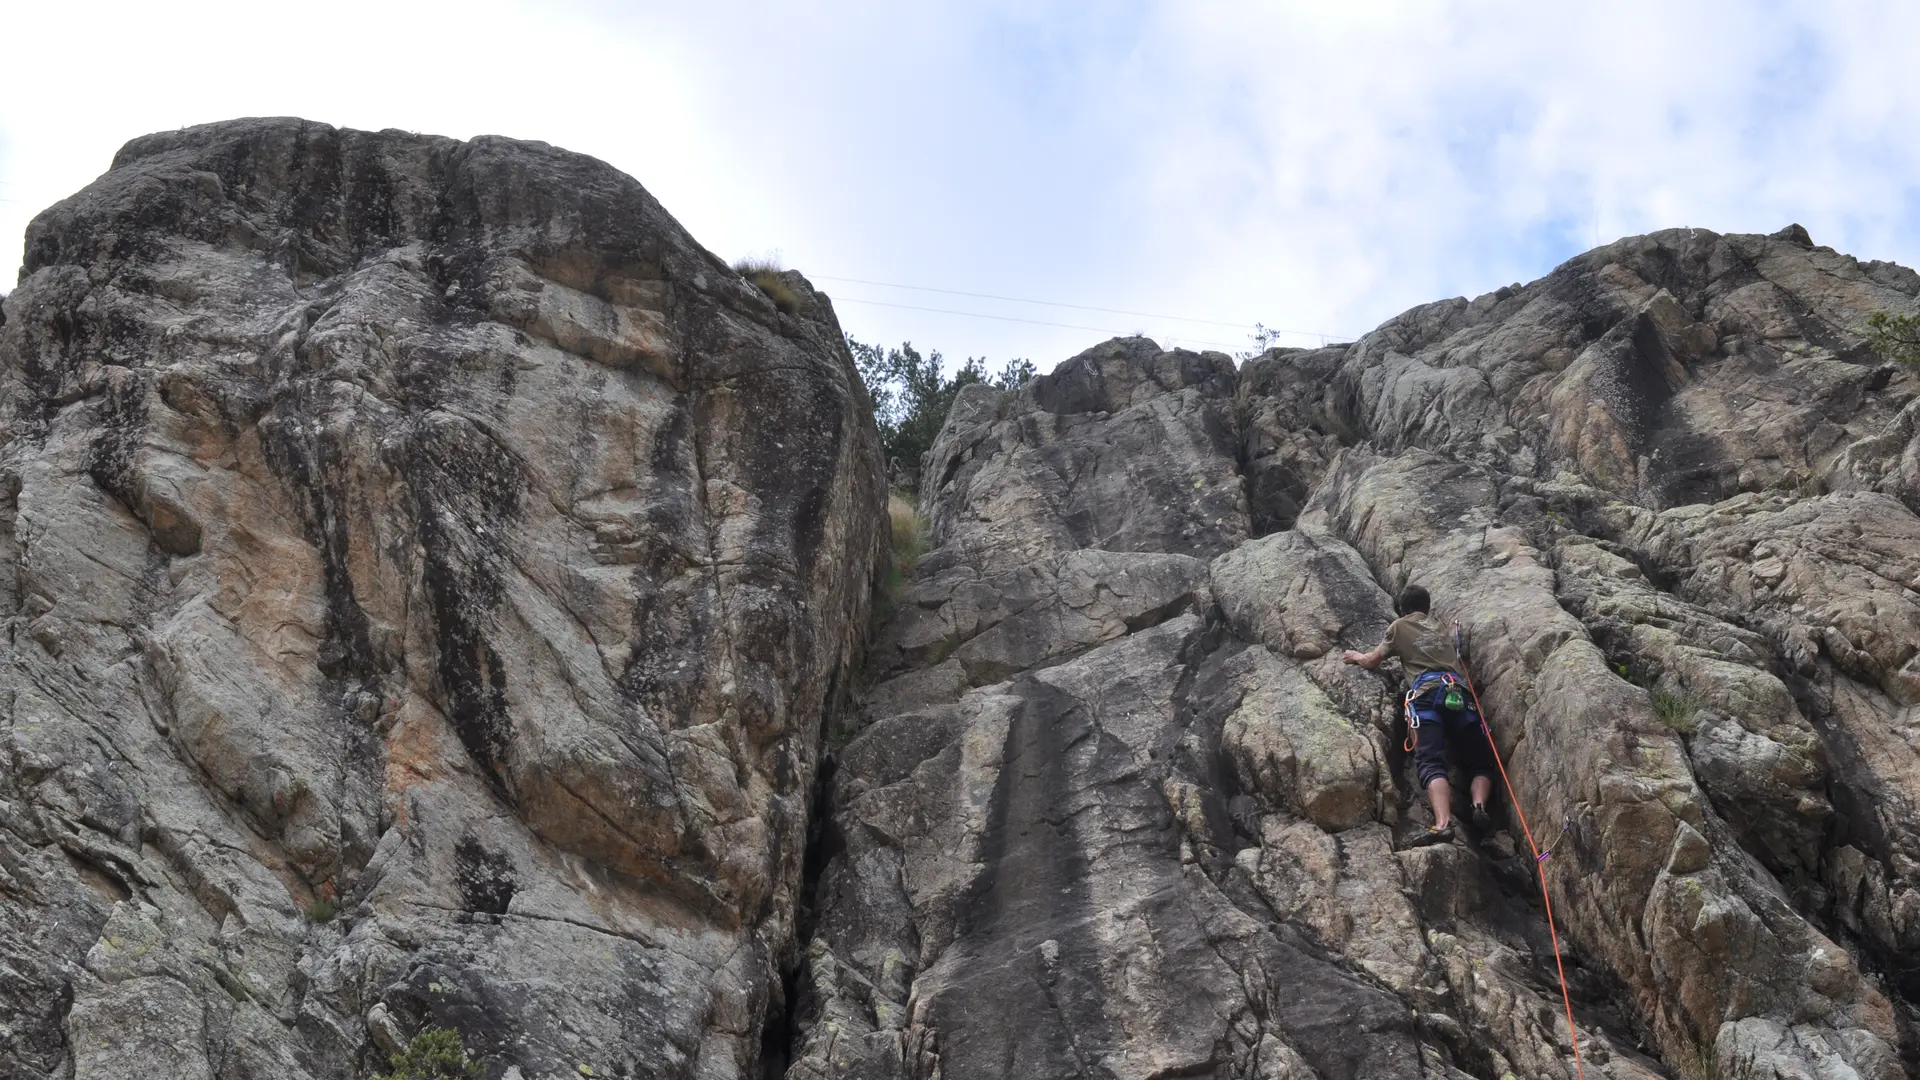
[1380,612,1463,680]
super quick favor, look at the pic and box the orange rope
[1464,675,1587,1080]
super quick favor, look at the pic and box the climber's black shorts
[1409,687,1495,789]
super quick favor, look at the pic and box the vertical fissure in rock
[759,752,840,1079]
[398,413,527,791]
[261,410,383,682]
[941,682,1107,1076]
[1780,667,1920,1026]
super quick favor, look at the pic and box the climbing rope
[1464,674,1587,1080]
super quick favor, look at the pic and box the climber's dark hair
[1396,585,1431,617]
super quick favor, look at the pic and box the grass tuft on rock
[305,896,337,922]
[888,494,928,563]
[883,494,928,597]
[1651,689,1699,734]
[732,256,800,315]
[1675,1045,1724,1080]
[374,1027,480,1080]
[868,492,931,634]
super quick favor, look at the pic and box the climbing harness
[1462,674,1587,1080]
[1398,626,1474,752]
[1401,671,1469,752]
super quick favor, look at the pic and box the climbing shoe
[1405,824,1455,849]
[1472,804,1493,831]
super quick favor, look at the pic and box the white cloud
[4,2,1920,367]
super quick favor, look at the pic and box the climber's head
[1396,584,1431,617]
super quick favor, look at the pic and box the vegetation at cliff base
[883,492,929,594]
[850,337,1034,491]
[373,1028,480,1080]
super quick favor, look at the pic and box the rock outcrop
[792,228,1920,1080]
[0,118,884,1079]
[9,118,1920,1080]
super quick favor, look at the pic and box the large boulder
[0,118,884,1079]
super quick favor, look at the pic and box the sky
[5,2,1920,369]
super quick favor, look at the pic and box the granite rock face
[791,226,1920,1080]
[10,122,1920,1080]
[0,118,884,1079]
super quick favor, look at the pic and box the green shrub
[851,337,1032,491]
[305,896,337,923]
[732,257,800,315]
[374,1027,480,1080]
[1651,689,1699,734]
[1867,310,1920,368]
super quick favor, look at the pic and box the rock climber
[1341,584,1495,848]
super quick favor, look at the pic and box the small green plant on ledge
[732,256,800,315]
[374,1027,480,1080]
[1651,689,1699,734]
[1866,310,1920,368]
[305,896,337,923]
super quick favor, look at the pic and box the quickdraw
[1534,821,1572,865]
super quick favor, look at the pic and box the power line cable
[813,272,1347,340]
[0,190,1355,343]
[816,274,1247,327]
[831,296,1249,350]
